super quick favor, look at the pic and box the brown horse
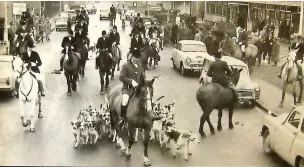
[105,78,156,166]
[63,46,80,96]
[196,67,242,138]
[139,46,159,70]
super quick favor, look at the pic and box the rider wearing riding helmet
[109,26,122,60]
[59,30,76,71]
[130,19,145,38]
[277,35,303,79]
[237,26,248,60]
[130,30,144,59]
[95,30,111,70]
[118,49,146,126]
[16,21,27,43]
[20,41,45,97]
[207,52,238,101]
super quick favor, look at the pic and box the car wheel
[249,100,256,108]
[180,63,187,76]
[56,28,58,31]
[298,158,304,167]
[263,129,273,155]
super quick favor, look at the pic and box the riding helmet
[27,41,36,48]
[102,30,107,35]
[68,30,73,35]
[214,52,222,59]
[113,25,117,30]
[131,50,141,58]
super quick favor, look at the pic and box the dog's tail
[105,94,109,108]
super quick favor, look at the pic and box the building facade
[204,1,304,37]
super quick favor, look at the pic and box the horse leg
[228,107,234,129]
[20,100,28,127]
[111,66,115,80]
[66,74,71,95]
[279,84,286,108]
[297,79,303,103]
[125,125,135,159]
[292,82,297,105]
[148,57,152,67]
[117,60,120,71]
[217,109,223,131]
[199,112,209,138]
[29,100,36,132]
[205,116,215,134]
[73,74,77,91]
[38,94,43,118]
[134,128,139,143]
[143,127,152,166]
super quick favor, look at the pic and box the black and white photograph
[0,0,303,166]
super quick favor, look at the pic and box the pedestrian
[268,21,275,37]
[171,22,178,44]
[284,20,291,43]
[278,20,284,40]
[194,30,201,41]
[271,38,280,66]
[8,22,15,54]
[45,18,51,41]
[38,20,45,42]
[67,14,72,32]
[264,33,274,64]
[204,31,213,55]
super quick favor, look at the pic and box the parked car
[171,40,208,75]
[63,9,77,23]
[55,17,68,31]
[199,55,260,107]
[0,55,16,95]
[261,105,304,167]
[100,9,110,20]
[126,9,136,20]
[86,4,97,15]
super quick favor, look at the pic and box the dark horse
[98,50,112,93]
[196,67,242,138]
[126,46,158,71]
[110,44,121,80]
[14,33,35,56]
[76,37,90,77]
[105,78,156,166]
[63,46,80,96]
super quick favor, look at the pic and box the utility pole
[4,1,8,54]
[300,1,304,35]
[147,1,149,15]
[183,1,186,14]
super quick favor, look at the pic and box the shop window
[218,3,222,16]
[269,10,275,23]
[275,10,280,26]
[286,6,292,12]
[280,12,286,21]
[210,2,215,15]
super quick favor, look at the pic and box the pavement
[0,3,290,166]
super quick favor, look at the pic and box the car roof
[204,56,247,67]
[0,55,14,63]
[179,40,205,45]
[65,10,75,12]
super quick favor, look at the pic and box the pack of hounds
[71,99,200,161]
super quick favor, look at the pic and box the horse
[146,37,161,69]
[222,37,258,74]
[105,77,156,166]
[98,50,112,93]
[12,56,42,132]
[138,45,159,71]
[110,44,121,80]
[63,46,80,96]
[76,38,90,77]
[196,67,242,138]
[110,12,116,26]
[14,33,34,56]
[278,50,303,108]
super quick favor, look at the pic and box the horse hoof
[200,133,207,138]
[188,152,192,155]
[173,155,177,159]
[144,161,151,167]
[217,126,222,131]
[278,104,283,108]
[22,123,27,127]
[229,124,234,129]
[185,158,189,161]
[30,128,35,132]
[38,113,43,118]
[111,77,114,80]
[210,129,215,134]
[125,152,131,159]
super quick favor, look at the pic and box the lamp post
[299,1,304,35]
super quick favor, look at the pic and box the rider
[207,52,238,101]
[59,30,76,71]
[109,26,122,60]
[15,21,27,45]
[75,11,85,24]
[120,11,126,27]
[131,20,145,38]
[20,41,45,97]
[277,35,303,79]
[237,26,248,60]
[95,30,111,70]
[118,50,146,125]
[148,22,158,38]
[130,31,144,59]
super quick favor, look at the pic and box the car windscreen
[65,11,75,14]
[100,10,108,13]
[181,44,206,52]
[0,62,12,76]
[55,18,67,22]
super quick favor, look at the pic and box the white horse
[146,34,161,69]
[12,56,42,132]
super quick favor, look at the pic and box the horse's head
[136,78,156,112]
[65,46,74,62]
[12,56,30,80]
[230,67,243,86]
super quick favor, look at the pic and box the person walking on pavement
[8,22,16,54]
[204,31,214,56]
[38,20,45,42]
[271,38,280,66]
[171,21,178,44]
[264,32,274,64]
[67,14,72,32]
[45,18,51,41]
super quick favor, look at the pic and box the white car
[100,9,109,20]
[261,105,304,167]
[126,10,136,20]
[199,56,260,107]
[55,17,68,31]
[63,9,76,23]
[171,40,208,75]
[0,55,16,95]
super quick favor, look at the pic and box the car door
[172,43,180,66]
[273,110,302,161]
[289,114,304,165]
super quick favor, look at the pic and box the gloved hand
[131,80,138,87]
[238,42,242,45]
[31,62,36,66]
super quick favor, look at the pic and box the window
[181,44,207,52]
[210,2,215,15]
[288,111,302,128]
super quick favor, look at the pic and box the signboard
[13,3,26,15]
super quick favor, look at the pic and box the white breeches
[241,45,245,52]
[31,72,41,82]
[236,26,241,39]
[122,94,129,106]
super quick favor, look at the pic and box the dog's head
[71,120,80,130]
[79,121,87,131]
[164,120,175,132]
[90,108,98,117]
[85,116,94,128]
[164,102,175,112]
[100,103,109,113]
[85,102,94,112]
[101,112,111,126]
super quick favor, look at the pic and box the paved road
[0,5,289,167]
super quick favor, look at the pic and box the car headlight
[254,86,260,92]
[185,58,191,65]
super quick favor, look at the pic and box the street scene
[0,1,304,167]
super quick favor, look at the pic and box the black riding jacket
[207,59,232,87]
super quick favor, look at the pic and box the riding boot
[297,63,303,80]
[277,62,287,78]
[14,80,19,98]
[59,56,64,71]
[38,81,45,97]
[95,57,99,69]
[119,105,127,125]
[242,52,245,61]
